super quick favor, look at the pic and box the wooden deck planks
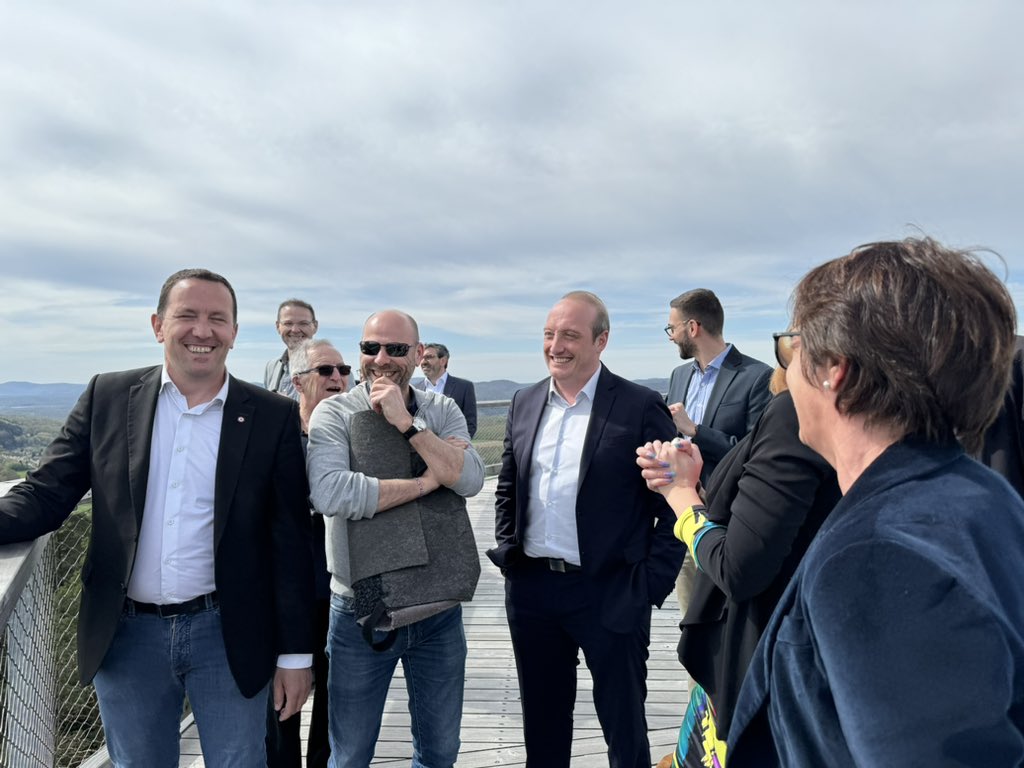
[181,477,688,767]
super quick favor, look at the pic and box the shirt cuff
[276,653,313,669]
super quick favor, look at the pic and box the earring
[822,381,831,389]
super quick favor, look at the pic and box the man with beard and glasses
[417,343,478,438]
[665,289,772,486]
[306,310,484,768]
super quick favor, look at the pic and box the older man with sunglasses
[306,310,484,768]
[264,340,352,768]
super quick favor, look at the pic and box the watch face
[413,417,427,432]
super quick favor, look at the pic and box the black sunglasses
[359,341,411,357]
[772,332,801,369]
[295,363,352,377]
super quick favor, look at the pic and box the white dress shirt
[127,368,226,604]
[522,367,602,566]
[422,371,449,395]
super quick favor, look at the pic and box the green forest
[0,415,61,480]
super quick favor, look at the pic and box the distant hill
[1,376,671,422]
[0,382,85,420]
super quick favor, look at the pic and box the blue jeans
[326,595,466,768]
[93,603,268,768]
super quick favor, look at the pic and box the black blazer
[677,390,840,736]
[0,366,314,697]
[666,346,772,484]
[978,336,1024,498]
[417,374,478,437]
[488,365,685,632]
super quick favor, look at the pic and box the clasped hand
[635,438,703,494]
[369,376,412,430]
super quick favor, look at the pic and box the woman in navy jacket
[651,237,1024,766]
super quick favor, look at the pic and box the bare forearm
[408,431,464,487]
[376,476,435,512]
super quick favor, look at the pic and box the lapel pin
[238,416,246,423]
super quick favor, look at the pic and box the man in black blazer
[0,269,314,766]
[488,291,684,768]
[418,342,478,437]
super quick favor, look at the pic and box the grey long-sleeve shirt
[306,382,485,596]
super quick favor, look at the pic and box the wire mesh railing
[474,400,510,476]
[0,496,104,768]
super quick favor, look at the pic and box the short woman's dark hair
[792,237,1017,452]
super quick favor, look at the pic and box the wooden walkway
[181,477,688,767]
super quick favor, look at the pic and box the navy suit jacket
[666,345,772,484]
[417,374,478,437]
[487,365,685,632]
[0,366,314,698]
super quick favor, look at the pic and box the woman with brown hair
[651,237,1024,766]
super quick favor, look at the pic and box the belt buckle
[155,602,185,618]
[548,558,567,573]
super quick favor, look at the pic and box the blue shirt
[685,344,732,426]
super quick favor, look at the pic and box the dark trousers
[266,598,332,768]
[505,560,652,768]
[307,598,331,768]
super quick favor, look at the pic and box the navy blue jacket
[728,437,1024,766]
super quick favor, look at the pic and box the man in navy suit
[665,289,772,486]
[488,291,684,768]
[0,269,314,766]
[418,342,478,437]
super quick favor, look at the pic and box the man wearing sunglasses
[265,298,319,400]
[306,310,484,768]
[263,339,351,768]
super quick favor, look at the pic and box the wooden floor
[181,477,688,767]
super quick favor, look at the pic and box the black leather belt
[128,591,218,618]
[532,557,581,573]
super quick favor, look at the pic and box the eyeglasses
[295,363,352,377]
[359,341,411,357]
[664,318,700,338]
[772,332,801,369]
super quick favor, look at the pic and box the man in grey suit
[665,288,772,621]
[418,342,478,438]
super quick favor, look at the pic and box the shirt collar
[547,364,602,405]
[698,344,732,374]
[160,365,230,411]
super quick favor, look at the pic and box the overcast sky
[2,1,1022,386]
